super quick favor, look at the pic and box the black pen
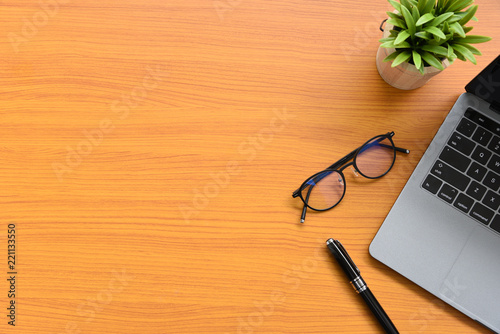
[326,238,399,334]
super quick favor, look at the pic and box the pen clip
[334,240,360,275]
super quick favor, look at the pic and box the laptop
[370,55,500,333]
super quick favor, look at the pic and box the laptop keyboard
[422,108,500,234]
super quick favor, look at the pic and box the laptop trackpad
[439,226,500,330]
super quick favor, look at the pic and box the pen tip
[300,219,304,223]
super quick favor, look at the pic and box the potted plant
[376,0,492,90]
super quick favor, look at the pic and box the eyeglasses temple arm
[395,146,410,154]
[300,185,314,223]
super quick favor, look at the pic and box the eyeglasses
[292,132,410,223]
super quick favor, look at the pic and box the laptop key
[430,160,470,191]
[470,202,495,225]
[471,145,492,165]
[487,154,500,174]
[466,181,487,201]
[472,127,493,146]
[466,162,487,182]
[482,190,500,211]
[454,193,474,213]
[456,118,476,137]
[447,132,475,156]
[422,174,442,194]
[483,171,500,191]
[488,135,500,154]
[439,146,471,172]
[438,184,458,204]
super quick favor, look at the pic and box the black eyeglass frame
[292,132,410,222]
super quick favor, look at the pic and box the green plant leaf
[401,5,417,36]
[392,50,412,67]
[421,44,449,56]
[437,0,448,14]
[454,35,492,44]
[447,0,474,13]
[463,26,473,33]
[457,43,482,55]
[415,31,431,39]
[388,0,402,13]
[423,26,447,39]
[416,13,435,26]
[450,22,466,38]
[381,41,396,48]
[459,5,478,25]
[452,43,477,64]
[417,0,435,15]
[412,6,421,24]
[443,21,450,33]
[400,0,413,11]
[447,15,462,24]
[417,0,427,14]
[386,11,402,20]
[418,64,426,74]
[394,41,412,48]
[454,50,466,61]
[381,40,412,48]
[421,51,445,70]
[447,43,455,57]
[379,37,396,43]
[387,18,407,29]
[395,30,411,44]
[428,12,454,26]
[412,50,422,69]
[383,51,401,62]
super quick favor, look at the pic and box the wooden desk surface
[1,0,500,333]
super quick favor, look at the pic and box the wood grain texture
[1,0,500,333]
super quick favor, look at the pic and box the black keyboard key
[456,118,476,137]
[439,146,471,172]
[422,174,442,194]
[454,193,474,213]
[466,181,487,201]
[483,171,500,191]
[488,135,500,154]
[430,160,470,191]
[438,184,458,204]
[471,145,492,165]
[447,132,475,156]
[482,190,500,211]
[491,215,500,233]
[466,162,487,182]
[472,127,493,146]
[470,202,494,225]
[487,154,500,174]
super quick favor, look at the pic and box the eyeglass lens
[300,135,395,211]
[355,135,395,178]
[302,170,345,210]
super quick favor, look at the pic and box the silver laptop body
[370,55,500,333]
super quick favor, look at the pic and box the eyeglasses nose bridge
[337,161,355,173]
